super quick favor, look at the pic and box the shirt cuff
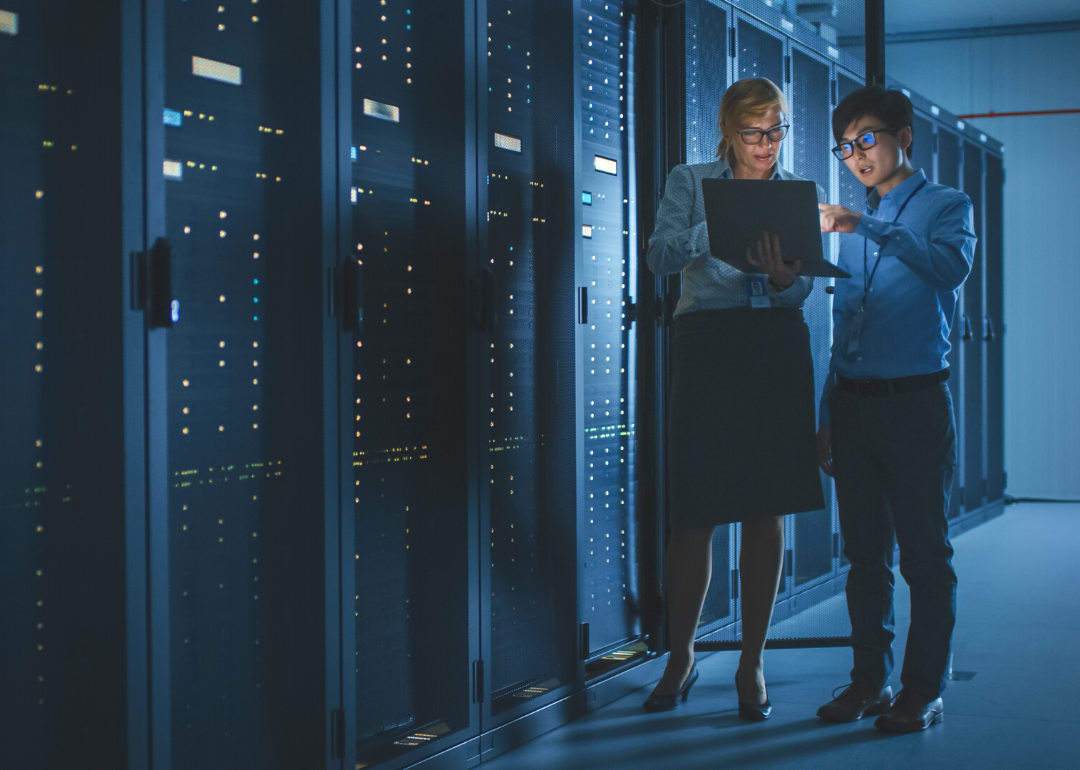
[855,214,886,244]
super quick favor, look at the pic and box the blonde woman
[643,78,825,721]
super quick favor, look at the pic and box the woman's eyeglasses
[737,125,790,145]
[831,128,894,160]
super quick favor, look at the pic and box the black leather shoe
[874,690,943,733]
[643,663,699,712]
[817,683,894,723]
[735,674,771,721]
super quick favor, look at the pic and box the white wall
[888,31,1080,499]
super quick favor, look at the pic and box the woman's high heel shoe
[735,673,772,721]
[643,663,700,712]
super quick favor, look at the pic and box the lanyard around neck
[862,178,929,300]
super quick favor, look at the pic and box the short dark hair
[832,86,914,158]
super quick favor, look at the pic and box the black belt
[836,369,949,397]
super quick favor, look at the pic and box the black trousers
[831,381,958,700]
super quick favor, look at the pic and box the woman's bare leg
[649,525,715,696]
[735,516,786,704]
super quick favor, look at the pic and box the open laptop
[700,177,851,279]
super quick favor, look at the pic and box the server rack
[0,2,145,767]
[888,77,1008,530]
[1,4,1006,770]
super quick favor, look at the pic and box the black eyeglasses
[737,124,789,145]
[831,128,894,160]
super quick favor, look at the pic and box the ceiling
[798,0,1080,44]
[885,0,1080,34]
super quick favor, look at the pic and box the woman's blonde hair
[716,78,789,162]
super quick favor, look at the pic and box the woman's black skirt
[667,307,825,527]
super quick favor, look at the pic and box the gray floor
[482,503,1080,770]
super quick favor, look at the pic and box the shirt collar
[866,168,927,212]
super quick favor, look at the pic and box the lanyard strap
[862,178,929,300]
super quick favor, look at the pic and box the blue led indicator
[164,109,183,126]
[253,316,259,321]
[253,297,259,303]
[253,279,259,285]
[351,146,358,160]
[582,191,593,205]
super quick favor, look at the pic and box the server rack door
[348,2,478,767]
[827,69,865,565]
[835,72,865,213]
[0,3,137,767]
[694,9,786,645]
[683,0,734,639]
[684,0,728,166]
[936,129,963,519]
[160,4,330,767]
[578,0,643,666]
[789,46,835,593]
[911,113,934,184]
[480,0,581,723]
[984,153,1005,502]
[961,142,985,513]
[733,13,783,88]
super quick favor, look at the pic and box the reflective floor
[482,503,1080,770]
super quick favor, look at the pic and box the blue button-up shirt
[819,169,977,424]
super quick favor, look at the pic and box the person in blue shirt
[815,86,976,733]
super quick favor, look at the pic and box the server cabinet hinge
[731,569,739,600]
[580,623,591,660]
[624,302,639,326]
[472,660,485,704]
[132,237,177,328]
[785,549,793,577]
[784,55,791,84]
[832,532,840,559]
[729,27,736,58]
[578,286,589,324]
[330,709,345,760]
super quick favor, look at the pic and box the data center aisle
[480,503,1080,770]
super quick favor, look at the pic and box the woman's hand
[816,424,833,477]
[818,203,862,233]
[746,231,800,290]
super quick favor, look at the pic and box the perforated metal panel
[962,141,985,512]
[937,128,963,520]
[685,0,727,166]
[791,48,834,591]
[484,0,578,718]
[579,0,641,658]
[984,153,1005,502]
[163,4,325,766]
[911,114,934,181]
[350,2,474,765]
[735,16,783,86]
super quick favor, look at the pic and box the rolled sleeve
[855,197,975,292]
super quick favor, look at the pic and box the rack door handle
[331,254,363,333]
[961,314,973,342]
[984,315,996,342]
